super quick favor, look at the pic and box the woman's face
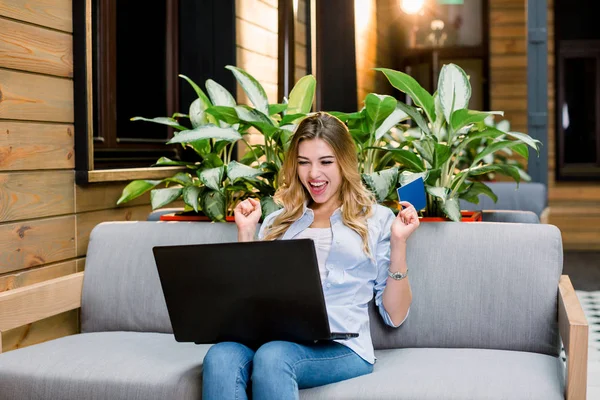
[297,138,342,208]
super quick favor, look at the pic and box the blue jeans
[202,340,373,400]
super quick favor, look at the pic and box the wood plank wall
[0,0,155,352]
[484,0,600,250]
[354,0,398,108]
[236,0,279,104]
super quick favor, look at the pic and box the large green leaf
[329,110,363,122]
[450,109,504,133]
[382,148,425,172]
[375,104,409,141]
[183,186,203,212]
[226,65,269,116]
[189,98,208,128]
[398,171,429,186]
[205,106,240,124]
[365,94,397,133]
[441,197,461,222]
[503,130,542,153]
[396,102,431,136]
[260,196,282,220]
[130,117,187,131]
[234,106,274,126]
[438,64,471,124]
[117,180,161,205]
[459,181,498,204]
[426,186,450,200]
[280,113,305,126]
[375,68,436,122]
[227,160,263,182]
[412,140,434,166]
[179,74,212,107]
[512,143,529,159]
[150,187,183,210]
[362,167,399,202]
[287,75,316,114]
[153,157,195,166]
[433,143,452,169]
[206,79,236,107]
[167,125,242,144]
[163,172,193,185]
[198,166,225,191]
[201,189,226,221]
[473,140,527,165]
[188,139,210,157]
[269,103,288,115]
[459,164,521,183]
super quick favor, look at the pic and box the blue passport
[397,177,427,211]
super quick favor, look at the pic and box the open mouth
[308,181,328,196]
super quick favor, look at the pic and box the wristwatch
[388,268,408,280]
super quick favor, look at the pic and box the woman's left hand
[391,201,420,242]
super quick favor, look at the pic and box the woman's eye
[298,161,309,165]
[321,161,333,165]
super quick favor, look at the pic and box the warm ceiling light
[401,0,425,14]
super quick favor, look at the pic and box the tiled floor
[575,291,600,399]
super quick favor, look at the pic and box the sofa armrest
[0,272,84,353]
[558,275,588,400]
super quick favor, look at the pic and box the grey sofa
[460,182,548,221]
[0,221,588,399]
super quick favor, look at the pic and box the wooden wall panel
[236,18,278,58]
[2,309,78,352]
[235,0,277,34]
[75,205,152,257]
[0,122,74,171]
[0,215,76,274]
[0,69,73,122]
[0,17,73,77]
[75,182,151,213]
[0,0,72,32]
[0,259,77,291]
[0,170,75,222]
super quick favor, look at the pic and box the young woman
[202,112,419,400]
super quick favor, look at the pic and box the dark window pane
[116,1,168,141]
[563,57,597,164]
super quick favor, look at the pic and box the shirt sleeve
[257,209,281,241]
[373,207,410,328]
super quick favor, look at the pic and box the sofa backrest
[369,222,563,357]
[459,182,547,217]
[81,221,239,333]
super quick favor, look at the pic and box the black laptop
[152,239,358,345]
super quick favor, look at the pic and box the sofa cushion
[82,221,239,333]
[369,222,563,357]
[299,348,565,400]
[0,332,212,400]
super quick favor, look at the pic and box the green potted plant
[333,63,541,222]
[372,63,542,221]
[116,66,316,222]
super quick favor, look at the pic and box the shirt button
[326,283,331,288]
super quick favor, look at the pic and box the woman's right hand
[234,198,262,240]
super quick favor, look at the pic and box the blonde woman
[202,112,418,399]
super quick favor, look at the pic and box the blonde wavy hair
[262,112,376,255]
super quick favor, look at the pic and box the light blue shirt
[258,203,408,364]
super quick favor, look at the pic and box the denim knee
[204,342,252,374]
[252,341,295,378]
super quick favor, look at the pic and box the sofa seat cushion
[300,348,565,400]
[0,331,212,400]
